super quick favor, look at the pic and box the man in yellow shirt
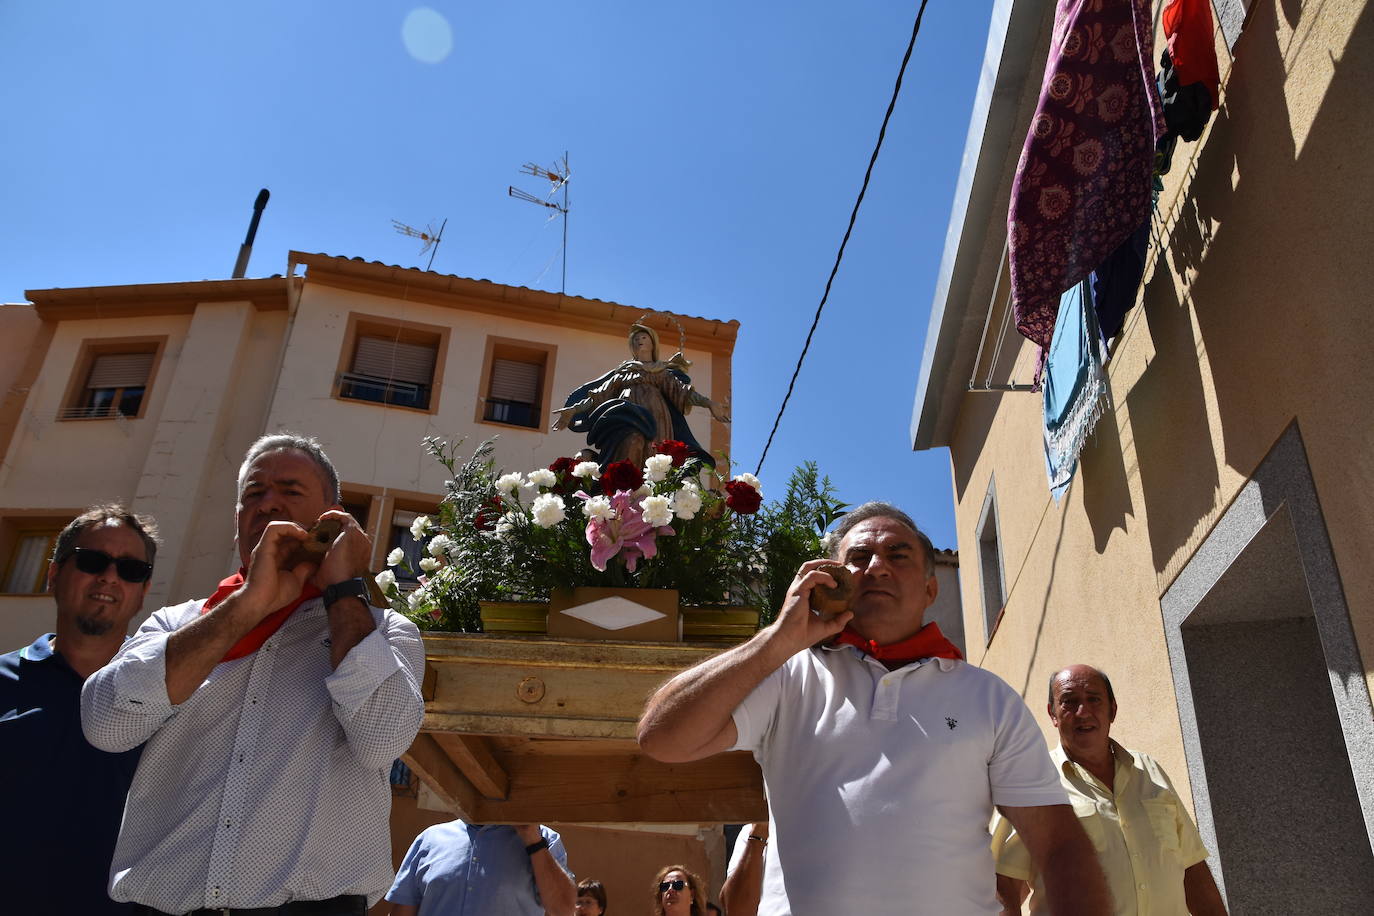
[991,665,1228,915]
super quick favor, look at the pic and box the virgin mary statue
[551,323,731,470]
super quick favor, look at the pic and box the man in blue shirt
[386,821,576,915]
[0,504,159,914]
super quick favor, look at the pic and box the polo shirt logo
[946,717,958,729]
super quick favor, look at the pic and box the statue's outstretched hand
[710,398,732,423]
[550,406,574,431]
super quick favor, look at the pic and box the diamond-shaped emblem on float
[558,595,668,631]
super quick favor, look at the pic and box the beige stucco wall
[0,313,194,505]
[268,283,726,498]
[945,0,1373,797]
[0,304,288,630]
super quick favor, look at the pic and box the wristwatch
[322,577,368,608]
[525,837,550,856]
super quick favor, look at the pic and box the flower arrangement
[375,436,846,632]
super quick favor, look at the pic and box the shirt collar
[818,642,960,672]
[1054,739,1131,790]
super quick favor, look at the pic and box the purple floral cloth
[1008,0,1165,362]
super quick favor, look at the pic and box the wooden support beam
[401,733,478,818]
[421,634,725,739]
[468,751,766,824]
[432,733,510,800]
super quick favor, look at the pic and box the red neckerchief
[832,622,964,664]
[201,569,321,662]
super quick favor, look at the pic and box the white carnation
[419,557,441,573]
[495,472,526,496]
[572,461,600,479]
[737,472,763,494]
[407,589,425,610]
[527,468,557,488]
[386,547,406,567]
[409,515,431,540]
[531,493,567,528]
[644,453,673,483]
[495,512,520,538]
[636,484,653,497]
[641,494,673,527]
[671,484,702,520]
[582,495,615,520]
[374,569,397,593]
[427,534,454,559]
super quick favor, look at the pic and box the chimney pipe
[232,188,271,279]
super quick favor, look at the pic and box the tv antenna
[508,152,570,294]
[392,217,447,271]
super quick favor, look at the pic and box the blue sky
[0,0,995,549]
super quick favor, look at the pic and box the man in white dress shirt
[82,433,426,915]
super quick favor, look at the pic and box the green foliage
[744,462,848,624]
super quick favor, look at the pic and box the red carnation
[656,439,692,467]
[473,496,503,531]
[548,456,578,494]
[600,460,644,494]
[724,479,762,514]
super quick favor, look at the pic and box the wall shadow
[1189,1,1371,483]
[1077,391,1134,554]
[1126,263,1220,575]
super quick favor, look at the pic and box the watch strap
[525,837,550,856]
[322,577,368,608]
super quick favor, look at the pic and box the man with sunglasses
[81,433,426,916]
[639,502,1110,914]
[1,504,159,914]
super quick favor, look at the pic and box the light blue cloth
[1043,280,1111,500]
[386,822,569,915]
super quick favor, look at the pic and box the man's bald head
[1048,664,1116,708]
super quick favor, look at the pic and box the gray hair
[824,501,936,579]
[237,433,341,503]
[52,503,160,568]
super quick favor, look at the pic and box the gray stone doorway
[1161,424,1374,913]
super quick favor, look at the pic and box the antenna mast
[392,217,447,271]
[508,152,570,294]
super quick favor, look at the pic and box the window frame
[976,477,1007,645]
[474,335,558,433]
[58,336,167,422]
[339,484,441,576]
[0,511,80,595]
[332,312,450,416]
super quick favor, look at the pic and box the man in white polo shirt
[638,502,1110,915]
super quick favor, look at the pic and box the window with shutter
[480,338,555,430]
[339,332,440,410]
[62,340,163,420]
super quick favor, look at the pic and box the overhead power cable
[753,0,931,477]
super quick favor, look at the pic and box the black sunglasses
[70,548,153,583]
[658,880,687,893]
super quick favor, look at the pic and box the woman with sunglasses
[650,865,706,916]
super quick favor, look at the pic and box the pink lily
[585,490,675,572]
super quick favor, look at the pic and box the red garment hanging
[1162,0,1220,109]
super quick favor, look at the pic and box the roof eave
[910,0,1049,451]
